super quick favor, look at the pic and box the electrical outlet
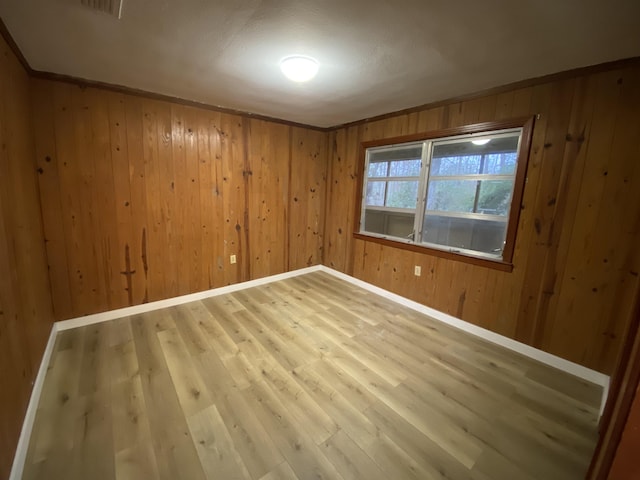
[414,265,421,276]
[230,254,237,264]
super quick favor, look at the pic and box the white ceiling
[1,0,639,128]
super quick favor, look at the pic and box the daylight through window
[359,121,532,265]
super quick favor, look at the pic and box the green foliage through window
[361,126,526,261]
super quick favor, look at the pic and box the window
[357,118,534,269]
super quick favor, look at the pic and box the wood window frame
[353,116,535,272]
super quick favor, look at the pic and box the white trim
[13,262,609,480]
[10,324,59,480]
[317,266,610,391]
[10,266,322,478]
[55,262,610,401]
[600,379,610,418]
[56,265,323,331]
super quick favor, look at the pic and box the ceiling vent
[80,0,123,19]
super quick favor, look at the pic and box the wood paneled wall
[324,64,640,375]
[0,38,54,478]
[3,32,639,476]
[31,79,327,320]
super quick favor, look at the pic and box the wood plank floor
[22,271,601,479]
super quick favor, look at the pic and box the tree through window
[357,118,534,267]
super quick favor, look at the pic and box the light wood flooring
[22,271,601,479]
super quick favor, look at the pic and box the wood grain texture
[31,79,328,319]
[0,34,55,479]
[23,272,600,480]
[587,281,640,479]
[324,64,640,375]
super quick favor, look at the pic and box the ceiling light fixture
[471,138,491,146]
[280,55,319,82]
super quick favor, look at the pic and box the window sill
[353,232,514,272]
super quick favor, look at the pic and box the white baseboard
[51,263,613,403]
[10,265,324,478]
[10,324,59,480]
[317,266,610,397]
[12,263,609,478]
[56,265,323,331]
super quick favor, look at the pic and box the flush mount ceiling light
[471,138,491,146]
[279,55,319,82]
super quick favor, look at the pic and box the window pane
[426,180,476,213]
[369,145,422,163]
[477,180,514,215]
[366,182,385,206]
[482,153,517,174]
[387,181,418,209]
[389,159,421,177]
[364,209,415,239]
[431,154,481,176]
[368,161,388,177]
[421,214,507,256]
[360,125,527,263]
[431,132,520,177]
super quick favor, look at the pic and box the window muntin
[361,143,426,239]
[360,127,524,261]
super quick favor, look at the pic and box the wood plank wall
[3,17,639,474]
[0,37,54,478]
[324,63,640,375]
[31,79,327,320]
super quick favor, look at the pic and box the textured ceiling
[1,0,639,127]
